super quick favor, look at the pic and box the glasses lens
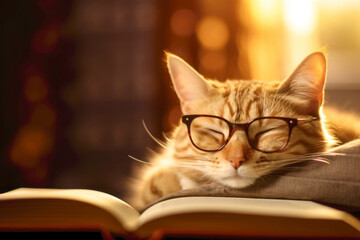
[189,116,230,151]
[248,118,290,152]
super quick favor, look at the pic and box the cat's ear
[279,52,327,115]
[166,53,211,114]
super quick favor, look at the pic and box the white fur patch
[176,172,199,190]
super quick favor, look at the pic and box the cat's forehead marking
[208,79,284,123]
[226,80,268,122]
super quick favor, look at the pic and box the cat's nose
[227,156,246,169]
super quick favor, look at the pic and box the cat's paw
[141,168,182,205]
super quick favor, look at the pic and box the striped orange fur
[129,51,358,209]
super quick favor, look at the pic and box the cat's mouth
[219,171,256,189]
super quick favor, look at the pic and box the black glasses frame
[182,114,319,153]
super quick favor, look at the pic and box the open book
[1,188,360,239]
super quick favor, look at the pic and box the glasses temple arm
[297,117,320,125]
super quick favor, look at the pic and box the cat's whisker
[266,153,333,172]
[172,163,208,171]
[162,132,171,143]
[180,159,210,166]
[277,157,327,165]
[181,158,211,163]
[128,155,153,165]
[261,154,331,170]
[174,153,211,162]
[175,157,210,164]
[270,151,344,169]
[172,154,211,164]
[142,120,168,149]
[312,158,330,164]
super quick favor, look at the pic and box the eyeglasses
[182,115,319,153]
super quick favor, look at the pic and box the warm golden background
[1,0,360,198]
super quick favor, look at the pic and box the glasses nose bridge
[230,122,247,136]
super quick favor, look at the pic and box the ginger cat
[129,51,360,209]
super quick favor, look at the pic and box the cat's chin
[217,175,256,189]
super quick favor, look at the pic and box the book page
[138,196,360,230]
[141,197,334,222]
[0,188,140,232]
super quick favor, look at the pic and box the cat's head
[166,51,334,188]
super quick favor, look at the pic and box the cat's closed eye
[255,125,287,138]
[193,127,225,147]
